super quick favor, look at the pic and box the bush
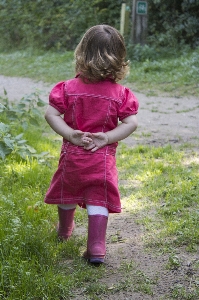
[0,90,49,161]
[148,0,199,48]
[0,0,121,51]
[127,43,158,62]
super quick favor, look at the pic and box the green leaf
[15,133,24,140]
[29,117,40,126]
[37,99,47,107]
[0,141,12,159]
[35,151,49,157]
[21,121,28,130]
[6,111,18,121]
[0,103,7,110]
[0,122,9,133]
[32,108,42,118]
[39,151,49,156]
[26,145,37,153]
[3,137,14,150]
[17,103,26,109]
[17,149,29,159]
[17,139,27,144]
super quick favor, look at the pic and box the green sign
[137,1,147,15]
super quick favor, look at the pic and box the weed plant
[0,90,50,160]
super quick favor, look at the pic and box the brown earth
[1,75,199,299]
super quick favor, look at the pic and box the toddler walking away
[44,24,139,264]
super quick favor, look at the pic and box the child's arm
[83,115,138,152]
[106,115,138,144]
[45,105,92,146]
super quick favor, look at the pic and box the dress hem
[44,198,121,213]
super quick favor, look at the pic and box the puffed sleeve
[49,81,67,114]
[118,87,139,121]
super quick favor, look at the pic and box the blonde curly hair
[74,25,129,83]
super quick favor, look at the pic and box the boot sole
[89,257,104,264]
[83,251,105,264]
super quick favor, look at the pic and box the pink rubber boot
[84,215,108,264]
[57,207,75,240]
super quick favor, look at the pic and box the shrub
[0,90,49,161]
[148,0,199,48]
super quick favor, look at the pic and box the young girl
[44,24,139,264]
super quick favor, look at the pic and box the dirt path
[1,75,199,299]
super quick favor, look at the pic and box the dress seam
[66,92,122,105]
[104,148,108,204]
[102,98,112,133]
[61,144,68,203]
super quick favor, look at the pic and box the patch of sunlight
[122,194,151,213]
[119,179,141,188]
[135,169,162,182]
[5,159,38,175]
[182,155,199,166]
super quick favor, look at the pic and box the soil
[1,75,199,299]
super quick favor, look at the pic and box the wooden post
[131,0,148,45]
[120,3,126,36]
[131,0,136,43]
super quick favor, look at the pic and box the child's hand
[69,130,92,146]
[83,132,109,152]
[71,131,109,152]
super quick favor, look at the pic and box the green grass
[117,144,199,251]
[126,48,199,97]
[0,50,75,83]
[0,48,199,96]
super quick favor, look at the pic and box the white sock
[86,205,109,217]
[58,204,76,210]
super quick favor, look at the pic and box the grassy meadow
[0,47,199,96]
[0,49,199,299]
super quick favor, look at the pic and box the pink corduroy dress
[44,75,139,213]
